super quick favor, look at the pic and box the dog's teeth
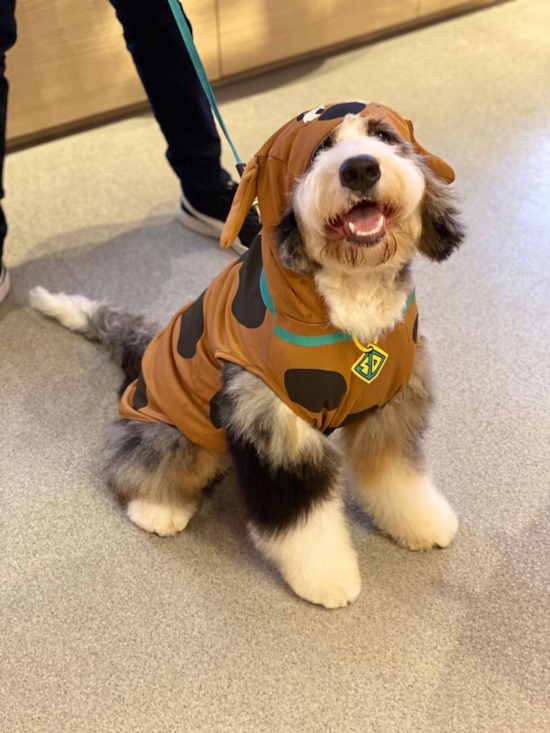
[346,214,386,240]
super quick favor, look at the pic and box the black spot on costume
[284,369,347,413]
[177,291,205,359]
[231,238,267,329]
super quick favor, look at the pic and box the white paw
[385,486,458,551]
[250,498,362,609]
[127,499,196,536]
[286,552,362,609]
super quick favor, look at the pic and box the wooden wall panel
[6,0,501,146]
[6,0,220,145]
[420,0,494,15]
[218,0,417,77]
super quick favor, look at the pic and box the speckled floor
[2,1,549,731]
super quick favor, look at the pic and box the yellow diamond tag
[351,343,388,384]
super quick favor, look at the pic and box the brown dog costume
[120,102,454,452]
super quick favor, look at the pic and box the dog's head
[222,102,464,275]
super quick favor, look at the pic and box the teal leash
[166,0,245,175]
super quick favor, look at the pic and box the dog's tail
[29,287,155,391]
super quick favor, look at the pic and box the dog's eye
[314,137,334,157]
[375,130,394,144]
[368,122,399,145]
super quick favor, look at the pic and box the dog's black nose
[339,155,381,192]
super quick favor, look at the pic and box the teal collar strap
[260,268,415,347]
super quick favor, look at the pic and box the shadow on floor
[7,214,234,321]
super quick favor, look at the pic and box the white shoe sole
[0,268,11,303]
[178,193,247,257]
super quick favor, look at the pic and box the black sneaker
[180,180,261,255]
[0,262,10,304]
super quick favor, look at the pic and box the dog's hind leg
[221,364,360,609]
[104,420,228,536]
[341,337,458,551]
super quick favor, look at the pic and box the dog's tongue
[343,203,387,243]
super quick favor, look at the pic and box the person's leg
[108,0,259,252]
[108,0,229,200]
[0,0,17,285]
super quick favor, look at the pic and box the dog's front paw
[284,552,362,609]
[385,485,458,551]
[250,499,361,609]
[127,499,197,536]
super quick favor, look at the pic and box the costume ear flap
[405,120,455,184]
[220,158,259,248]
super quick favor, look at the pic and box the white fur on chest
[314,269,409,343]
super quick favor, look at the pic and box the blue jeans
[0,0,228,262]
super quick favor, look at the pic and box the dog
[31,101,464,609]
